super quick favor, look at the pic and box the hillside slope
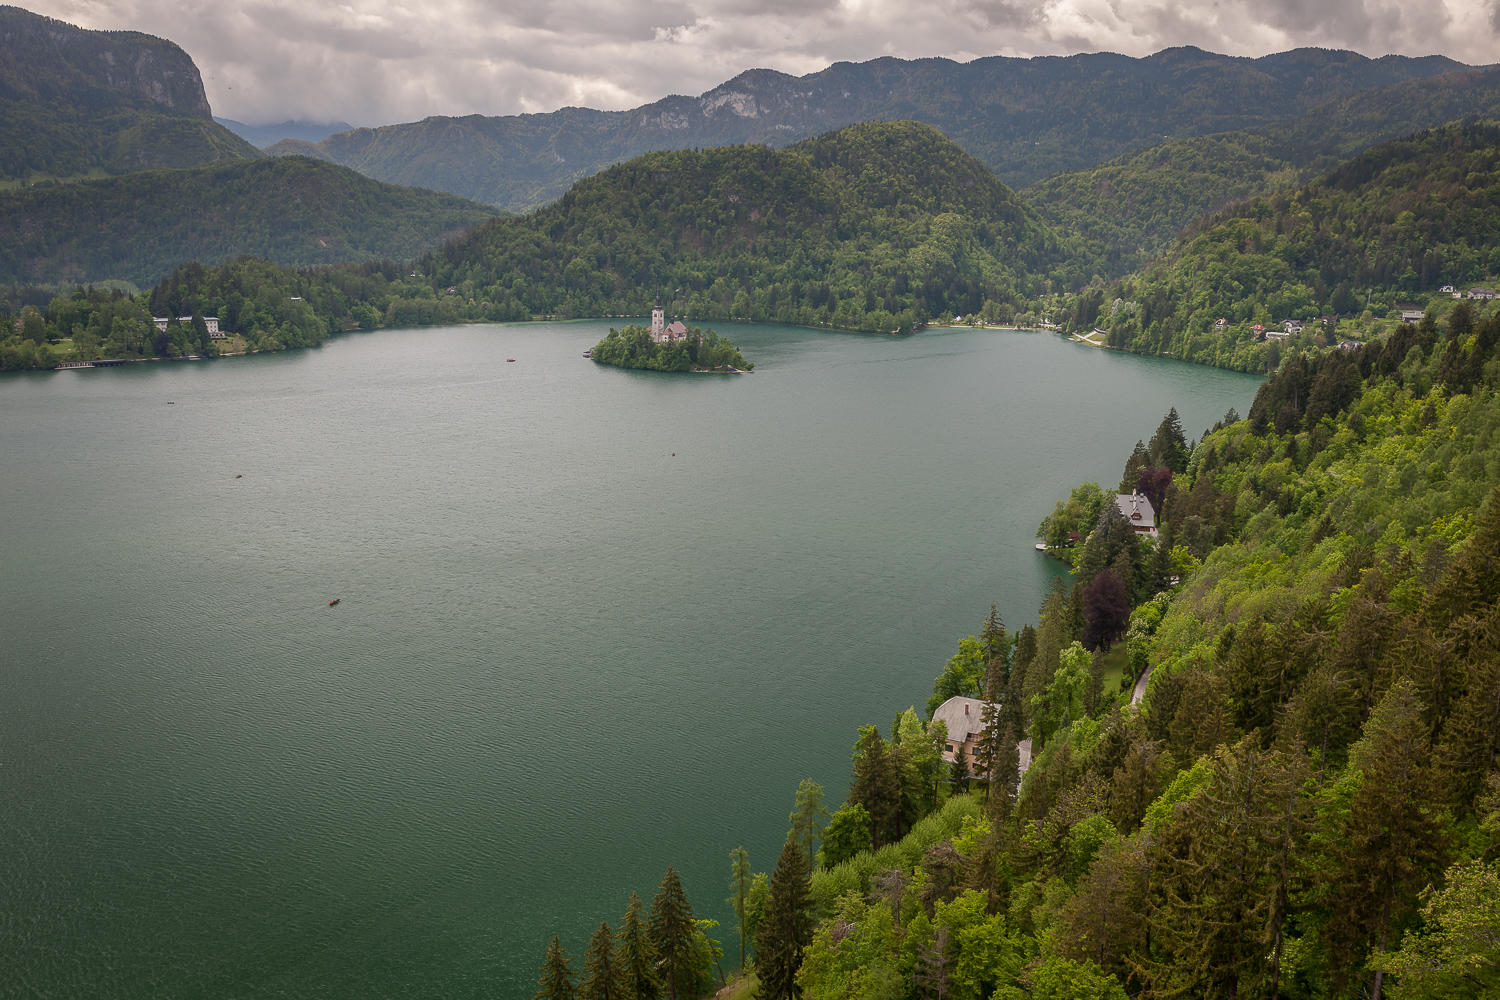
[0,6,258,181]
[272,48,1471,211]
[0,156,499,285]
[1022,68,1500,275]
[1051,121,1500,372]
[429,120,1071,330]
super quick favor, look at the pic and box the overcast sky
[25,0,1500,127]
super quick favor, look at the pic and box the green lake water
[0,322,1259,998]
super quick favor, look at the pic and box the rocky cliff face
[0,6,211,117]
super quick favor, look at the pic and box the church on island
[649,304,689,344]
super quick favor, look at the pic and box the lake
[0,322,1259,998]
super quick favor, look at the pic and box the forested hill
[0,156,499,286]
[1049,121,1500,372]
[270,48,1471,211]
[0,6,259,182]
[428,120,1070,332]
[1021,68,1500,276]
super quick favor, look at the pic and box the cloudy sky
[26,0,1500,127]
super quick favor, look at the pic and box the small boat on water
[583,350,592,358]
[507,358,516,362]
[328,599,340,606]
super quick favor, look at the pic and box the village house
[1469,288,1497,300]
[1440,285,1458,296]
[1400,310,1425,323]
[1264,328,1290,341]
[1338,340,1361,351]
[1116,490,1159,538]
[153,316,222,337]
[1214,318,1228,331]
[930,696,1033,785]
[1252,323,1265,338]
[1283,319,1304,334]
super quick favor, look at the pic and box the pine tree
[1322,681,1452,1000]
[950,749,969,794]
[649,866,696,1000]
[1119,439,1149,492]
[580,922,627,1000]
[726,847,751,972]
[535,935,577,1000]
[850,725,900,849]
[618,891,661,1000]
[1139,735,1285,998]
[786,779,828,869]
[1148,408,1189,473]
[755,839,813,1000]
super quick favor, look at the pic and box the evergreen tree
[580,922,627,1000]
[950,748,969,794]
[786,779,828,870]
[755,839,813,1000]
[649,866,696,1000]
[535,935,577,1000]
[726,847,751,972]
[1148,408,1189,473]
[619,891,661,1000]
[850,725,900,849]
[1119,439,1149,493]
[1322,681,1452,1000]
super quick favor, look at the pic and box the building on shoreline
[931,695,1033,784]
[649,303,689,344]
[1116,490,1159,538]
[153,316,222,337]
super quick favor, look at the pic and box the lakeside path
[1131,663,1154,705]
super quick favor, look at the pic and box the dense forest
[0,7,259,182]
[426,121,1072,333]
[527,304,1500,1000]
[591,325,753,373]
[269,47,1472,212]
[1021,68,1500,276]
[0,156,499,285]
[1048,121,1500,373]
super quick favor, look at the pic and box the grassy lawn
[713,970,758,1000]
[1098,645,1130,699]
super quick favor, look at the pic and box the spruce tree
[1322,681,1451,1000]
[950,749,969,794]
[755,839,813,1000]
[1148,408,1189,472]
[580,922,627,1000]
[726,847,752,972]
[535,935,577,1000]
[618,891,660,1000]
[649,866,696,1000]
[850,725,900,849]
[1119,439,1149,492]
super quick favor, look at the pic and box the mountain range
[214,117,355,148]
[267,48,1477,212]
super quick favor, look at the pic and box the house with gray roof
[1115,490,1159,538]
[930,696,1032,785]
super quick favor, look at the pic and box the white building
[649,304,689,344]
[153,316,222,337]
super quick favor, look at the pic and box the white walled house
[930,695,1032,784]
[1115,490,1159,538]
[153,316,222,337]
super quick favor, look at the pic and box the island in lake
[590,305,753,373]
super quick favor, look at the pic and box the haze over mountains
[267,49,1481,213]
[213,118,354,149]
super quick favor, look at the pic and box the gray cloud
[23,0,1500,126]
